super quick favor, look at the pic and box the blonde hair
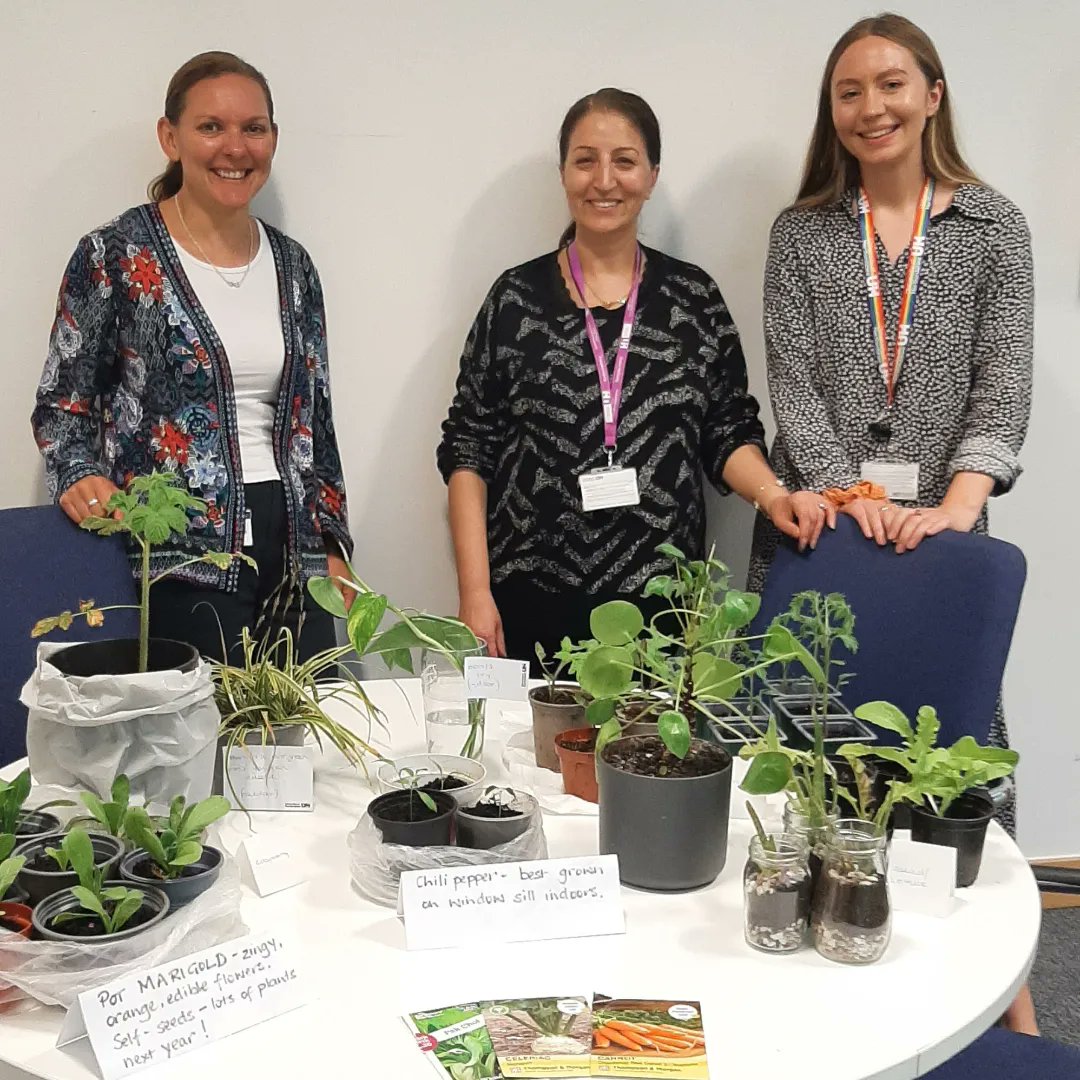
[795,13,981,208]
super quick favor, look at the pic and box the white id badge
[861,459,920,502]
[579,467,640,511]
[243,510,254,546]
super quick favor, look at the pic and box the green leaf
[642,574,675,599]
[949,736,1019,768]
[764,623,825,685]
[382,647,414,674]
[111,775,130,807]
[658,710,691,759]
[853,701,914,740]
[655,542,686,562]
[368,616,478,659]
[308,575,347,619]
[589,601,644,646]
[170,839,203,867]
[721,591,760,629]
[741,752,793,795]
[346,592,388,656]
[577,645,635,700]
[691,654,742,700]
[595,717,623,756]
[70,885,107,921]
[585,698,616,727]
[63,828,96,885]
[80,792,110,829]
[107,891,145,934]
[177,796,230,838]
[124,808,170,869]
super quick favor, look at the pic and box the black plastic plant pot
[368,790,455,847]
[32,881,170,943]
[703,707,784,751]
[909,791,995,888]
[598,735,732,892]
[865,756,911,831]
[777,701,878,752]
[47,637,199,677]
[14,810,62,841]
[14,832,125,907]
[456,792,537,850]
[0,880,30,906]
[119,845,223,908]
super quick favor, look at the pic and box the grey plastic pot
[597,735,733,892]
[456,792,538,850]
[214,723,307,797]
[528,685,586,772]
[119,845,223,908]
[14,832,124,907]
[32,881,170,943]
[14,810,62,841]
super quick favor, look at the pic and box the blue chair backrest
[751,516,1026,747]
[0,504,139,766]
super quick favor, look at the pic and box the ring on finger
[879,504,894,513]
[817,502,827,511]
[87,498,100,507]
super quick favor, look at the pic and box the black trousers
[149,481,337,665]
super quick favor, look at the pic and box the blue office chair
[756,519,1080,1075]
[752,515,1026,747]
[0,504,138,765]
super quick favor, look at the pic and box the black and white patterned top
[760,183,1033,520]
[437,246,766,595]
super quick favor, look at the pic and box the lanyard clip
[606,448,614,468]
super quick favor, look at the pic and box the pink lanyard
[567,242,642,462]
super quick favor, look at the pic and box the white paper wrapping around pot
[0,849,247,1009]
[21,641,220,807]
[348,810,548,908]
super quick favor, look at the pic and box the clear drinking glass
[420,640,487,759]
[743,834,812,953]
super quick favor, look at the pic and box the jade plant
[0,835,26,900]
[840,701,1018,817]
[49,828,146,935]
[124,795,230,879]
[32,471,255,673]
[554,544,803,764]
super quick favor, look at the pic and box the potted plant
[66,773,133,840]
[14,827,124,907]
[0,839,30,935]
[212,625,385,800]
[841,701,1018,886]
[31,828,168,943]
[556,544,802,891]
[528,644,587,772]
[375,755,487,807]
[0,769,71,841]
[120,794,230,907]
[553,727,601,803]
[368,777,456,847]
[456,787,539,850]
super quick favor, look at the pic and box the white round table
[0,679,1040,1080]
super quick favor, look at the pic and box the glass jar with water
[420,640,487,759]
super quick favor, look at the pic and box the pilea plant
[49,828,145,935]
[124,795,230,880]
[32,471,256,673]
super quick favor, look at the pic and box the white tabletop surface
[0,678,1041,1080]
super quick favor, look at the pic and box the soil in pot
[48,637,199,677]
[32,882,170,943]
[45,904,160,938]
[456,791,537,850]
[368,790,456,847]
[909,791,994,887]
[119,846,223,907]
[418,776,468,792]
[602,736,728,779]
[529,684,585,772]
[554,728,599,803]
[15,832,124,906]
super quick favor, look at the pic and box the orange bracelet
[821,481,888,508]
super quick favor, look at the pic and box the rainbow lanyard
[858,176,935,406]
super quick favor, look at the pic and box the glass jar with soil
[782,803,839,895]
[812,820,891,965]
[743,835,812,953]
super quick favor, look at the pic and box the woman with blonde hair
[752,13,1034,1032]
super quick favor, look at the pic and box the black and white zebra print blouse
[437,246,766,596]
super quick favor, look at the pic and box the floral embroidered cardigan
[31,204,352,590]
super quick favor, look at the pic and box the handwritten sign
[888,838,957,917]
[463,657,529,701]
[223,745,314,812]
[57,932,306,1079]
[399,854,625,950]
[239,832,306,896]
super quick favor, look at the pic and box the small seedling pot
[909,790,995,888]
[14,832,124,907]
[456,791,538,850]
[119,845,224,908]
[0,902,33,939]
[32,882,169,943]
[554,728,599,804]
[47,637,199,677]
[368,789,456,847]
[598,735,732,892]
[376,755,486,807]
[14,811,62,841]
[528,684,585,772]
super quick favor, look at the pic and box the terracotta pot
[554,728,598,803]
[0,902,32,939]
[529,686,585,772]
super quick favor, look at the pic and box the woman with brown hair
[752,13,1035,1032]
[32,51,353,662]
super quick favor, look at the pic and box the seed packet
[482,997,592,1077]
[590,996,708,1078]
[405,1002,502,1079]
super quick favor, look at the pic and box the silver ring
[879,504,894,513]
[87,498,99,507]
[817,502,827,510]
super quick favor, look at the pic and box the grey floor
[1030,908,1080,1045]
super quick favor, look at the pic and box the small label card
[400,854,625,951]
[223,745,314,812]
[57,932,306,1078]
[887,838,957,917]
[238,832,306,896]
[463,656,529,701]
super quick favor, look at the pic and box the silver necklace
[174,196,255,289]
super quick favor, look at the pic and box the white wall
[2,1,1078,856]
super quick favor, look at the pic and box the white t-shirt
[175,220,283,483]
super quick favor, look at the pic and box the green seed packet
[405,1002,502,1079]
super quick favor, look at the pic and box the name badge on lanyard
[567,241,643,512]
